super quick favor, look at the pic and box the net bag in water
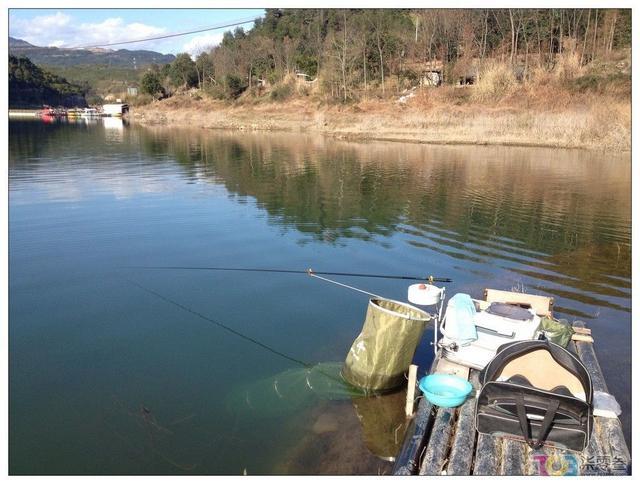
[342,298,431,392]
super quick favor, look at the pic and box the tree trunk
[342,12,347,101]
[378,44,385,94]
[581,9,591,65]
[509,9,516,64]
[559,9,563,55]
[481,9,489,59]
[363,45,367,93]
[608,11,617,53]
[592,9,599,61]
[376,29,385,95]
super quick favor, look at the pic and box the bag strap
[515,393,560,450]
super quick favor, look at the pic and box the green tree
[140,70,165,99]
[170,53,198,88]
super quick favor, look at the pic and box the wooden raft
[392,321,630,476]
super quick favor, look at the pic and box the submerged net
[225,362,368,419]
[342,298,431,392]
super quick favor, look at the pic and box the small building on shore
[102,103,129,117]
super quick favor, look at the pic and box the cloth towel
[443,293,478,345]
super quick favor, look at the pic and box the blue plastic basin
[419,374,473,407]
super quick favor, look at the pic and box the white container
[408,283,443,307]
[441,306,541,370]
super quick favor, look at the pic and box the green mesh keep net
[342,298,431,392]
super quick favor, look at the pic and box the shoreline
[131,95,631,152]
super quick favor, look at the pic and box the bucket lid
[408,283,443,306]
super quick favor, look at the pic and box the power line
[71,16,258,49]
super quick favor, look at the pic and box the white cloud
[182,33,224,57]
[10,11,167,51]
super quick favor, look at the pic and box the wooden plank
[445,371,479,475]
[405,365,418,418]
[572,334,594,343]
[484,288,553,316]
[392,396,435,475]
[500,439,528,475]
[472,433,501,475]
[419,405,456,475]
[569,324,607,475]
[572,322,630,475]
[392,358,439,475]
[598,418,631,475]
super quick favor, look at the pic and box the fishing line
[307,272,381,299]
[125,277,371,395]
[125,278,314,369]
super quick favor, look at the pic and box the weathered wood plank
[599,418,631,475]
[572,322,630,475]
[445,371,479,476]
[500,439,528,475]
[419,405,455,475]
[569,324,608,475]
[572,322,607,392]
[392,396,435,475]
[392,358,439,475]
[472,433,501,475]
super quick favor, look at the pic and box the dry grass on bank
[133,55,630,152]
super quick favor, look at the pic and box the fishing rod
[124,266,453,283]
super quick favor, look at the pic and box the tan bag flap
[496,349,585,398]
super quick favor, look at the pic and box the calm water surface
[9,119,631,474]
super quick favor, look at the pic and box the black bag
[475,339,593,451]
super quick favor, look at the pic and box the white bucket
[408,283,443,307]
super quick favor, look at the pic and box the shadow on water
[274,390,408,475]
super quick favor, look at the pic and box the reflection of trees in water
[11,120,630,304]
[138,128,631,290]
[9,119,133,164]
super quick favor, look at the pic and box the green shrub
[225,74,246,99]
[270,83,293,101]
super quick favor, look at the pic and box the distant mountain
[9,36,175,68]
[9,37,33,48]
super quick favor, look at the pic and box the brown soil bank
[132,87,630,152]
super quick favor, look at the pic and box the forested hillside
[9,55,87,108]
[140,8,630,102]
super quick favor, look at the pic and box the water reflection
[132,127,631,316]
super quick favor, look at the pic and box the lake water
[9,119,631,474]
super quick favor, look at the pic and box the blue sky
[9,9,265,55]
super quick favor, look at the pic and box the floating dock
[393,321,630,476]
